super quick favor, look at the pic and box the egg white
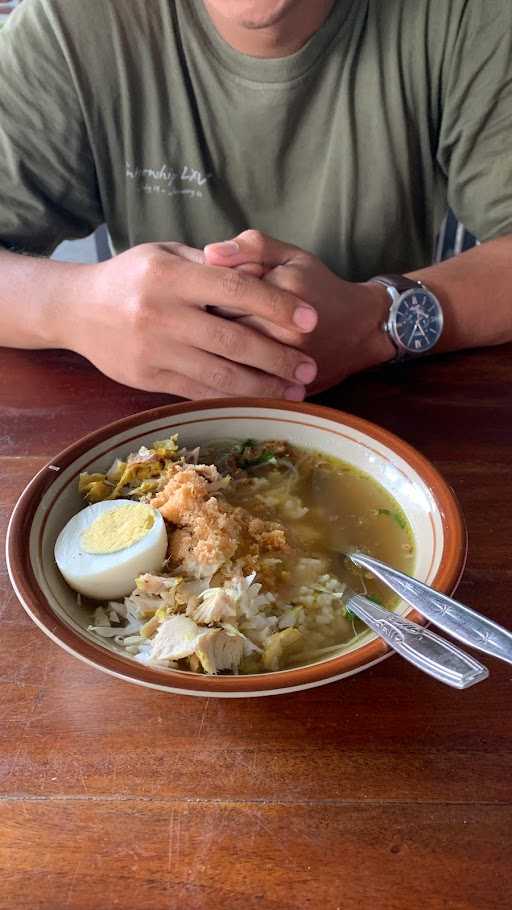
[54,499,168,600]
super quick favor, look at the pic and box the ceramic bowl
[6,399,466,697]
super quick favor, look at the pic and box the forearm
[0,248,90,350]
[408,235,512,352]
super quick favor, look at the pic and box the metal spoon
[346,592,488,689]
[348,551,512,667]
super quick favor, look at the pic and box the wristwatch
[370,274,444,360]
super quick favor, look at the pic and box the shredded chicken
[195,628,244,674]
[186,587,238,624]
[148,615,204,662]
[136,573,181,596]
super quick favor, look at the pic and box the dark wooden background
[1,344,511,910]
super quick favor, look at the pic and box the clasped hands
[80,229,392,400]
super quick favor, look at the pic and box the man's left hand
[202,230,394,393]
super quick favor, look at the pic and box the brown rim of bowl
[6,398,467,694]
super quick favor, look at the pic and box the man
[0,0,511,400]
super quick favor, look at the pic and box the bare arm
[409,235,512,352]
[0,249,91,350]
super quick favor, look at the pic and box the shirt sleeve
[0,0,103,255]
[437,0,512,242]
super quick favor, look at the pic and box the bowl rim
[6,398,467,695]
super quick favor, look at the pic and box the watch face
[391,289,443,354]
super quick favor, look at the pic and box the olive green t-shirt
[0,0,511,280]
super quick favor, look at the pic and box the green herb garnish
[377,508,407,530]
[238,440,276,469]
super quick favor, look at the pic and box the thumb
[204,229,300,270]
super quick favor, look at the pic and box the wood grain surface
[1,345,511,910]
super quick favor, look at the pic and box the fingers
[148,244,266,322]
[167,307,317,385]
[236,262,268,278]
[153,341,307,400]
[134,368,222,400]
[172,257,318,333]
[156,241,267,275]
[159,241,206,265]
[205,305,247,320]
[204,266,268,320]
[263,260,323,310]
[204,229,303,270]
[130,242,317,333]
[233,314,306,348]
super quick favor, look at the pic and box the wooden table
[1,345,511,910]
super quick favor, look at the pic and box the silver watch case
[382,285,444,360]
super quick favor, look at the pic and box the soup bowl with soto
[7,399,466,697]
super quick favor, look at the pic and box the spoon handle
[347,594,488,689]
[350,552,512,666]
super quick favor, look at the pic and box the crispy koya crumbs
[150,462,288,578]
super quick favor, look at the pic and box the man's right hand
[66,242,318,400]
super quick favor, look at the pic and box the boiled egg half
[55,499,167,600]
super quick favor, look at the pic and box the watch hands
[414,320,429,342]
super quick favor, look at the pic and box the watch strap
[371,274,424,294]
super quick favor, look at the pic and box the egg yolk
[80,503,155,555]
